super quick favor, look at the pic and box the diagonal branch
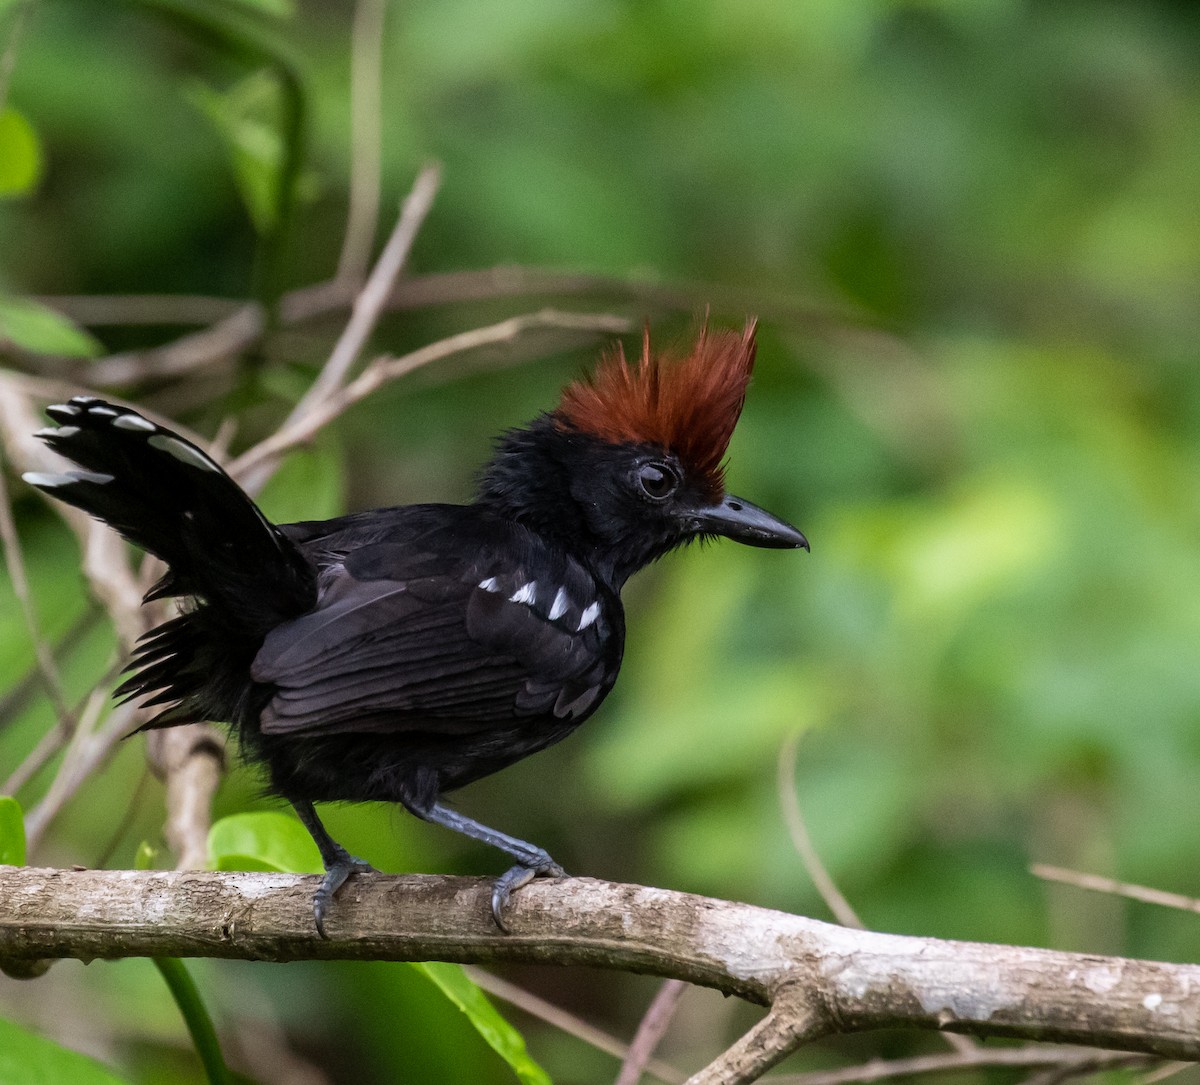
[777,733,863,929]
[769,1048,1156,1085]
[778,734,978,1057]
[616,979,688,1085]
[686,985,826,1085]
[229,308,632,482]
[0,466,73,728]
[294,162,442,419]
[1032,864,1200,916]
[48,267,861,389]
[464,967,686,1085]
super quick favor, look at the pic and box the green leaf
[134,841,159,871]
[0,107,42,196]
[0,296,102,358]
[0,1017,132,1085]
[411,963,552,1085]
[0,797,25,866]
[207,811,323,874]
[189,71,287,234]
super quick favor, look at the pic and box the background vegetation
[2,0,1199,1082]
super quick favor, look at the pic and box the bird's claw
[491,856,565,932]
[313,854,377,939]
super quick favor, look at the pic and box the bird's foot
[491,853,565,932]
[313,853,377,939]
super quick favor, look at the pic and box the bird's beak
[693,493,809,550]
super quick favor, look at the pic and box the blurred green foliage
[2,0,1200,1082]
[0,795,24,865]
[0,106,42,196]
[0,1016,134,1085]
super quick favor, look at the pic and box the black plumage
[25,323,807,934]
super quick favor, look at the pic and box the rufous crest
[555,319,758,499]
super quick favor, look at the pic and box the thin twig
[92,766,152,868]
[335,0,386,286]
[0,0,33,119]
[230,308,632,481]
[23,700,138,853]
[293,162,442,419]
[1139,1062,1195,1085]
[0,608,101,734]
[28,294,242,327]
[0,466,73,727]
[231,1008,332,1085]
[769,1048,1157,1085]
[35,267,864,389]
[1020,1057,1141,1085]
[1032,864,1200,915]
[615,979,688,1085]
[2,720,66,796]
[777,733,863,929]
[778,734,978,1056]
[88,305,265,387]
[462,967,687,1085]
[687,987,824,1085]
[2,661,119,797]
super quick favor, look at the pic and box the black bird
[25,321,807,934]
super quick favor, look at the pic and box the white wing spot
[509,581,537,606]
[478,576,501,593]
[88,406,119,417]
[36,426,79,438]
[113,414,157,432]
[23,470,113,488]
[148,434,221,473]
[577,601,601,631]
[548,587,569,621]
[48,403,80,416]
[23,472,69,488]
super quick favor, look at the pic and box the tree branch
[1,868,1197,1072]
[291,162,442,423]
[616,978,688,1085]
[40,266,862,389]
[769,1048,1155,1085]
[464,966,686,1084]
[334,0,386,287]
[1031,864,1200,916]
[228,308,631,481]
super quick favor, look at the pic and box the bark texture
[0,865,1196,1069]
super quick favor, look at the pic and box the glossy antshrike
[25,321,807,935]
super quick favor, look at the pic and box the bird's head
[477,320,808,587]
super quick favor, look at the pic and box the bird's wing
[250,541,615,737]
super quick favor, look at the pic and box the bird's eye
[636,462,677,500]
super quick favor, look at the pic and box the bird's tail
[25,396,316,728]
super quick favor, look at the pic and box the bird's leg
[414,802,565,931]
[290,798,377,938]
